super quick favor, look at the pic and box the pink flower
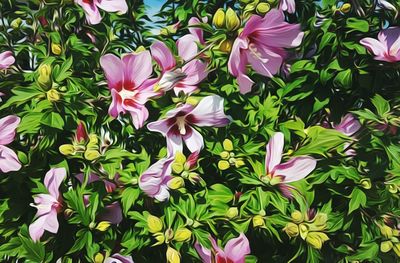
[228,10,304,94]
[360,27,400,62]
[0,115,21,173]
[334,114,361,156]
[147,95,231,154]
[195,233,250,263]
[0,51,15,70]
[100,51,158,129]
[29,168,66,241]
[280,0,296,14]
[263,132,316,196]
[104,253,134,263]
[75,0,128,25]
[139,157,174,201]
[334,114,361,137]
[150,36,207,95]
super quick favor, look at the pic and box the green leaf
[208,184,233,203]
[346,18,369,32]
[348,187,366,214]
[371,94,390,116]
[121,187,140,215]
[41,112,65,130]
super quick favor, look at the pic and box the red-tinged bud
[307,208,317,221]
[39,16,48,27]
[234,191,242,202]
[76,122,88,142]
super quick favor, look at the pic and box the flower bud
[47,89,60,102]
[393,243,400,257]
[340,3,351,13]
[313,213,327,228]
[218,160,230,170]
[154,232,165,245]
[220,151,230,159]
[223,139,234,151]
[305,232,329,250]
[51,43,62,55]
[95,221,111,231]
[219,39,233,53]
[284,222,299,237]
[168,177,185,190]
[173,228,192,242]
[166,247,181,263]
[226,207,239,219]
[147,215,163,233]
[38,16,48,27]
[76,122,88,142]
[360,178,372,189]
[256,3,270,15]
[11,18,22,29]
[380,225,394,238]
[213,8,225,28]
[234,159,245,168]
[380,240,393,253]
[253,215,265,228]
[94,253,104,263]
[88,134,99,146]
[172,163,184,174]
[291,210,304,224]
[59,144,75,155]
[38,64,52,85]
[299,223,309,240]
[225,8,240,31]
[160,22,180,36]
[388,184,398,194]
[84,149,101,161]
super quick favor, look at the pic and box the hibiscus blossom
[75,0,128,25]
[0,115,21,173]
[0,51,15,70]
[360,27,400,62]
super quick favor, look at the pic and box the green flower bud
[284,222,299,237]
[225,8,240,31]
[147,215,163,233]
[291,210,304,224]
[226,207,239,219]
[381,240,393,253]
[256,3,270,14]
[306,232,329,250]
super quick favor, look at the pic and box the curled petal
[273,156,317,183]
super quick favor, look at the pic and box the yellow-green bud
[173,228,192,242]
[51,43,62,55]
[154,232,165,245]
[47,89,60,102]
[234,159,245,168]
[225,8,240,31]
[38,64,52,85]
[172,163,184,174]
[95,221,111,231]
[59,144,75,155]
[256,3,270,15]
[218,160,230,170]
[388,184,398,194]
[168,177,185,190]
[223,139,234,151]
[306,232,329,250]
[226,207,239,219]
[340,3,351,13]
[313,213,328,228]
[213,8,225,28]
[166,247,181,263]
[381,240,393,253]
[147,215,163,233]
[88,134,99,146]
[94,253,104,263]
[393,243,400,257]
[253,215,265,228]
[174,151,186,164]
[299,223,309,240]
[291,210,304,224]
[284,222,299,237]
[135,46,146,53]
[380,225,394,238]
[185,96,200,106]
[84,149,101,161]
[360,178,372,189]
[220,151,230,159]
[219,39,233,53]
[11,18,22,29]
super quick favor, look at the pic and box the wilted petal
[139,158,173,199]
[265,132,284,174]
[0,115,20,145]
[0,145,21,173]
[189,95,231,127]
[273,156,317,183]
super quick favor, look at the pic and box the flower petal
[273,156,317,183]
[100,54,124,90]
[0,145,21,173]
[96,0,128,14]
[265,132,284,174]
[0,115,20,145]
[122,51,153,87]
[189,95,231,127]
[44,168,66,199]
[98,202,123,224]
[182,127,204,153]
[194,242,212,263]
[177,34,199,61]
[224,233,251,263]
[0,51,15,70]
[151,40,176,71]
[75,0,102,25]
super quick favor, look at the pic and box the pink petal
[273,156,317,183]
[147,119,171,136]
[265,132,284,174]
[43,209,59,234]
[151,40,176,71]
[0,145,21,173]
[334,114,361,136]
[32,194,55,217]
[44,167,66,199]
[105,254,134,263]
[166,131,184,155]
[29,215,46,242]
[100,54,124,90]
[189,95,231,127]
[280,0,296,14]
[0,115,20,145]
[108,89,124,117]
[180,59,208,87]
[228,38,249,77]
[188,17,205,44]
[122,51,153,88]
[237,73,254,94]
[177,34,199,61]
[0,51,15,70]
[139,158,173,200]
[360,37,387,60]
[96,0,128,13]
[75,0,101,25]
[154,185,170,201]
[194,242,212,263]
[182,127,204,153]
[245,46,283,78]
[126,104,148,129]
[224,233,251,263]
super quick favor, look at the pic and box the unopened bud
[256,3,270,14]
[340,3,351,13]
[95,221,111,231]
[381,240,393,253]
[173,228,192,242]
[223,139,234,151]
[213,8,225,28]
[253,215,264,227]
[46,89,60,102]
[84,149,101,161]
[225,8,240,31]
[218,160,230,170]
[168,177,185,189]
[284,222,299,237]
[226,207,239,219]
[51,43,62,55]
[147,215,163,233]
[59,144,75,155]
[38,64,52,85]
[166,247,181,263]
